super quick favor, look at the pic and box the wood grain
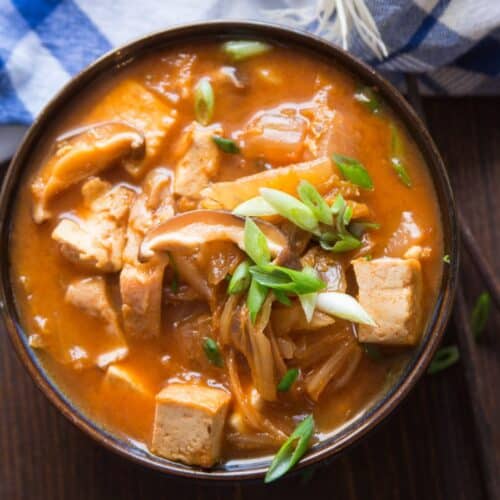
[1,97,498,500]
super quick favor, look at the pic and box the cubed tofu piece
[151,384,231,467]
[353,257,423,345]
[87,80,177,176]
[103,364,151,399]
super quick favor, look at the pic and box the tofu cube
[151,383,231,467]
[353,257,423,345]
[103,364,151,400]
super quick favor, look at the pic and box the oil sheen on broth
[10,41,443,468]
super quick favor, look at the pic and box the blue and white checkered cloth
[1,0,500,159]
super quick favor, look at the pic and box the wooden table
[1,97,499,500]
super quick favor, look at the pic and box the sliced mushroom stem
[139,210,290,264]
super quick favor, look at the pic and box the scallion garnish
[264,415,314,483]
[227,260,251,294]
[260,187,319,233]
[332,154,374,190]
[297,180,333,225]
[212,135,240,154]
[243,217,271,267]
[298,267,319,322]
[277,368,300,392]
[222,40,272,62]
[249,265,325,295]
[203,337,223,367]
[194,78,214,126]
[471,291,491,340]
[316,292,376,326]
[349,221,381,239]
[247,277,269,323]
[353,86,381,113]
[233,196,278,217]
[427,345,460,374]
[273,289,292,306]
[443,254,451,264]
[330,233,362,253]
[390,124,412,187]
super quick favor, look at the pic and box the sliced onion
[316,292,376,326]
[233,196,278,216]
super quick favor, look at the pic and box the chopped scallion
[264,415,314,483]
[247,277,269,324]
[443,254,451,264]
[212,135,240,154]
[243,217,271,267]
[260,188,319,233]
[233,196,278,217]
[316,292,376,326]
[203,337,223,367]
[427,345,459,374]
[249,265,325,295]
[277,368,300,392]
[227,260,251,294]
[194,78,214,126]
[390,124,412,187]
[222,40,272,62]
[297,180,333,225]
[332,154,374,190]
[471,292,491,340]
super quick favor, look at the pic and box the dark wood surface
[1,97,498,500]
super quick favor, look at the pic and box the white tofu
[353,257,423,345]
[103,364,150,399]
[151,383,231,467]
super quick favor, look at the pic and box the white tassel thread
[262,0,388,60]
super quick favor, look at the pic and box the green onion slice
[331,234,362,253]
[273,289,292,306]
[298,266,319,322]
[264,415,315,483]
[353,86,381,113]
[249,265,325,295]
[316,292,376,326]
[390,124,412,187]
[277,368,300,392]
[427,345,460,375]
[471,292,491,340]
[212,135,240,154]
[443,254,451,264]
[297,180,333,225]
[233,196,279,217]
[203,337,223,367]
[332,154,374,190]
[260,188,319,233]
[222,40,272,62]
[247,277,269,324]
[330,194,346,215]
[243,217,271,267]
[194,77,215,125]
[227,260,251,294]
[349,221,381,239]
[194,78,214,126]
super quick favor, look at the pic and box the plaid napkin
[1,0,499,155]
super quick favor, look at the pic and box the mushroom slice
[140,210,289,263]
[31,121,145,223]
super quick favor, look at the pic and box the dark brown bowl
[0,20,458,481]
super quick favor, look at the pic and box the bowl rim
[0,19,459,481]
